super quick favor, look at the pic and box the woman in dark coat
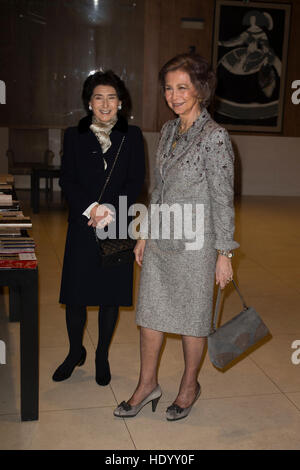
[52,70,145,385]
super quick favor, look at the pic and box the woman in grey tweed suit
[114,53,239,421]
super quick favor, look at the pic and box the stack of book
[0,237,37,268]
[0,174,37,269]
[0,174,14,184]
[0,184,13,206]
[0,176,20,211]
[0,212,32,228]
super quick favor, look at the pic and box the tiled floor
[1,192,300,450]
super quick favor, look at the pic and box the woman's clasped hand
[87,204,115,229]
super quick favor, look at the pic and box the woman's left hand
[87,204,115,228]
[215,255,233,289]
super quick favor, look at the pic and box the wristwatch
[217,249,233,259]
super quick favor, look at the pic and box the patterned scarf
[89,114,118,158]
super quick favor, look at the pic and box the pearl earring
[89,104,92,111]
[118,104,122,110]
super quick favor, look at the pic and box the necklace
[171,112,202,150]
[171,124,188,150]
[172,131,181,150]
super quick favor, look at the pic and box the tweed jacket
[143,108,239,252]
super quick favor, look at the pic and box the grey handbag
[207,280,270,369]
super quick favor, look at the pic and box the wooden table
[0,268,39,421]
[31,166,61,213]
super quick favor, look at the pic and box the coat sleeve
[205,127,239,252]
[59,128,96,220]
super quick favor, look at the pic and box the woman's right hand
[134,239,146,267]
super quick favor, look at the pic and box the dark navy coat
[59,114,145,306]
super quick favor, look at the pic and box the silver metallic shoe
[166,382,201,421]
[113,385,162,418]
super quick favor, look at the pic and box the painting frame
[212,0,291,132]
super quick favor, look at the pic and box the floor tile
[1,193,300,450]
[250,334,300,392]
[0,407,134,450]
[123,394,300,450]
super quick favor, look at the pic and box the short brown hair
[159,53,216,108]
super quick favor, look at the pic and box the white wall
[231,135,300,196]
[0,127,299,196]
[143,132,300,197]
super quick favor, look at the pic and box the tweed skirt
[136,238,217,337]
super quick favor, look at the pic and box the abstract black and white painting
[212,1,291,132]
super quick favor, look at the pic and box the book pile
[0,176,19,211]
[0,235,37,269]
[0,175,37,269]
[0,253,37,269]
[0,184,13,206]
[0,174,14,184]
[0,237,35,253]
[0,212,32,228]
[0,236,37,269]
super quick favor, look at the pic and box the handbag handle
[212,279,248,331]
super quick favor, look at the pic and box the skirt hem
[136,320,212,338]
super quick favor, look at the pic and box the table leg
[45,177,49,204]
[19,269,39,421]
[9,285,21,322]
[50,177,53,202]
[30,173,34,208]
[32,173,40,214]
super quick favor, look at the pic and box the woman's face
[164,69,201,118]
[89,84,121,123]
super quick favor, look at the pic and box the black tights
[66,304,119,362]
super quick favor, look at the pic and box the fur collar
[78,114,128,134]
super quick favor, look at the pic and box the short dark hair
[158,53,216,108]
[81,70,132,119]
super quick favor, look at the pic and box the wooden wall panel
[0,0,144,128]
[143,0,300,136]
[281,0,300,136]
[0,0,299,135]
[142,0,161,131]
[157,0,215,130]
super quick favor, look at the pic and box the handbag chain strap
[212,279,248,331]
[97,135,125,204]
[93,135,125,240]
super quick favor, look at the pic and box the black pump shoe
[95,358,111,386]
[52,347,87,382]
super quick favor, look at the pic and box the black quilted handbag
[208,280,271,369]
[97,237,136,267]
[93,136,137,268]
